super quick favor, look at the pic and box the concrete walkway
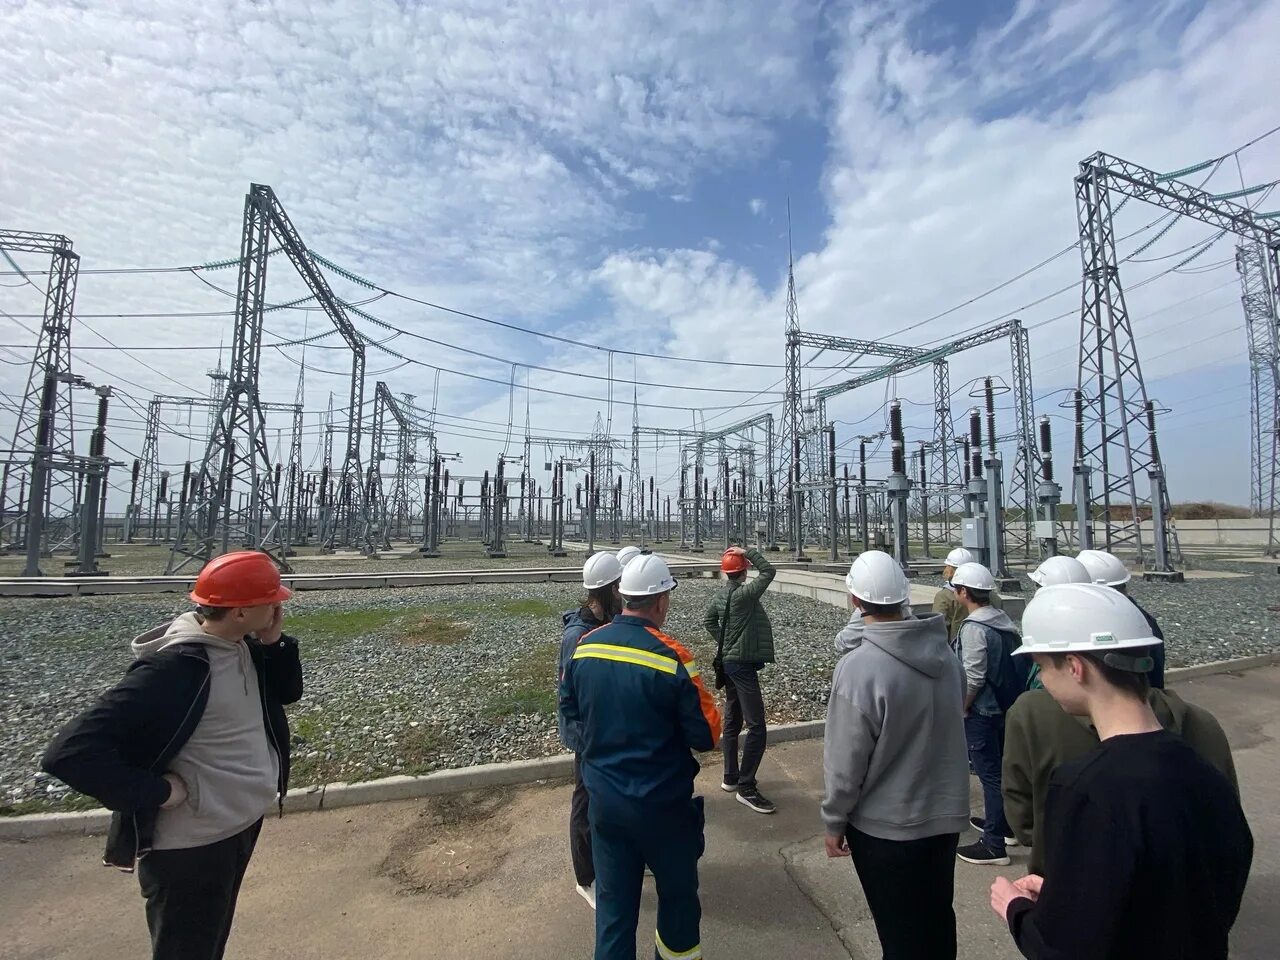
[3,667,1276,960]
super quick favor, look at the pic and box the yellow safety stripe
[655,931,702,960]
[573,643,678,675]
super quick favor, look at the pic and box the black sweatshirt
[1007,729,1252,960]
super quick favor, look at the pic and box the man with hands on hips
[42,550,303,960]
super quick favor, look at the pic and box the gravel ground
[4,562,1276,814]
[0,578,849,813]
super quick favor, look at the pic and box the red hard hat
[190,551,292,608]
[720,549,749,575]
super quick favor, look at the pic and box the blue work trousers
[591,796,705,960]
[964,712,1010,851]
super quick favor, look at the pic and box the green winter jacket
[703,547,777,665]
[1002,687,1239,874]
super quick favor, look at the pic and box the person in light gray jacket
[822,551,969,960]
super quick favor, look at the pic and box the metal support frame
[1,230,80,562]
[1236,244,1280,555]
[168,184,371,573]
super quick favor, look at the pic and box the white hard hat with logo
[582,552,624,590]
[950,562,996,592]
[845,550,910,605]
[619,553,678,597]
[1076,550,1131,587]
[944,547,975,568]
[1014,583,1160,668]
[616,545,642,566]
[1029,555,1091,588]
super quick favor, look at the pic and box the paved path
[3,667,1276,960]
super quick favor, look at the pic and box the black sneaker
[735,787,776,814]
[720,779,739,792]
[969,816,1019,847]
[957,839,1011,866]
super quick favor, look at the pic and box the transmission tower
[168,183,371,572]
[1236,244,1280,554]
[0,230,80,562]
[628,376,641,537]
[779,207,803,552]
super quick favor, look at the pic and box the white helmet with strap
[620,553,678,597]
[944,547,975,569]
[616,545,642,567]
[951,562,996,592]
[1014,583,1160,671]
[582,552,624,590]
[1076,549,1132,587]
[845,550,910,605]
[1029,555,1091,588]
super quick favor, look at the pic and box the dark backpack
[986,625,1031,713]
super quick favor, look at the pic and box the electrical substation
[2,147,1277,584]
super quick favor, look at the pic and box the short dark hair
[623,593,662,611]
[958,586,991,606]
[196,604,231,622]
[1048,646,1155,698]
[727,571,746,582]
[857,597,904,619]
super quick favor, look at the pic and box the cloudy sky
[2,0,1278,510]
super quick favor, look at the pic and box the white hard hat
[1029,555,1092,588]
[845,550,910,605]
[582,552,624,590]
[616,545,642,566]
[951,562,996,592]
[619,553,678,597]
[944,547,975,568]
[1014,583,1161,663]
[1076,550,1131,587]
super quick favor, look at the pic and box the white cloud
[749,198,767,216]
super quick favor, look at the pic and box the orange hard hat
[720,548,749,575]
[190,551,292,608]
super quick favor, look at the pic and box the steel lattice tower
[1236,244,1280,554]
[928,360,963,545]
[0,231,81,559]
[779,221,803,550]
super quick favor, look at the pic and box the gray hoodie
[821,612,969,841]
[956,605,1020,717]
[132,612,279,850]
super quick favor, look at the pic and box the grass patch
[403,613,469,646]
[283,608,409,642]
[282,597,560,645]
[0,792,99,817]
[484,641,561,718]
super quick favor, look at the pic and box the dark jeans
[722,662,767,790]
[592,797,705,960]
[965,712,1010,850]
[847,827,959,960]
[137,818,262,960]
[570,754,594,887]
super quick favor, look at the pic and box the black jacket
[42,635,302,870]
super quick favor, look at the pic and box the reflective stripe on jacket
[560,614,721,820]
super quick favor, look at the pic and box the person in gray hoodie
[950,561,1022,866]
[41,550,301,960]
[823,551,969,960]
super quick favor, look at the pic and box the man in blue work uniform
[560,553,722,960]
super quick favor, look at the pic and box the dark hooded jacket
[557,606,606,752]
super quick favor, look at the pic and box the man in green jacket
[704,545,777,814]
[1002,685,1238,873]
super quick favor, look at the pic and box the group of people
[33,541,1255,960]
[560,543,1255,960]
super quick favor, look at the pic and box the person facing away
[931,546,1004,641]
[560,553,721,960]
[822,550,969,960]
[1003,683,1239,874]
[1076,549,1167,688]
[989,583,1252,960]
[557,551,625,910]
[950,561,1023,866]
[703,543,777,814]
[41,550,302,960]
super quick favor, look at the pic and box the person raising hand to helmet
[704,543,777,813]
[41,550,302,960]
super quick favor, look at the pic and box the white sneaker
[575,883,596,910]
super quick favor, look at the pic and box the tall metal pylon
[1074,162,1178,568]
[169,183,371,572]
[1236,243,1280,554]
[628,372,641,535]
[929,360,963,545]
[1006,322,1038,556]
[0,230,81,561]
[779,203,803,551]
